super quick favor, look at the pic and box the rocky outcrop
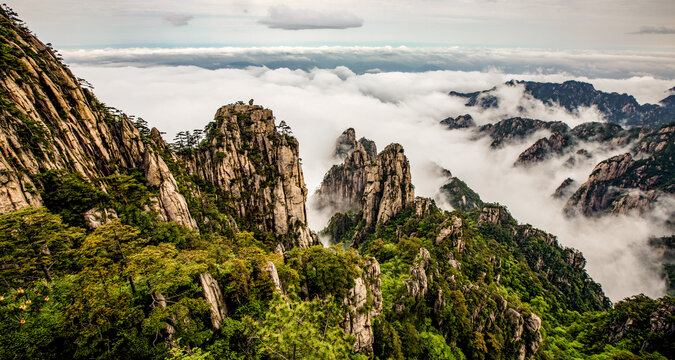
[314,129,377,213]
[150,292,177,347]
[440,114,475,129]
[435,216,464,249]
[478,205,517,227]
[198,272,228,330]
[184,105,315,248]
[405,248,431,300]
[0,11,197,229]
[552,178,576,199]
[505,308,542,360]
[477,118,569,148]
[318,131,415,245]
[360,144,415,233]
[144,150,199,230]
[515,131,572,166]
[264,261,283,293]
[414,196,433,217]
[564,123,674,218]
[343,257,382,354]
[333,128,377,161]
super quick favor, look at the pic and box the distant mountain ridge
[450,80,675,128]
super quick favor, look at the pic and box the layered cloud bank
[63,46,675,79]
[70,61,674,301]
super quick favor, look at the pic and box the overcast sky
[7,0,675,49]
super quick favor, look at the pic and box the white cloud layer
[62,46,675,80]
[259,5,363,30]
[70,63,674,301]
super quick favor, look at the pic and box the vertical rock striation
[198,272,228,330]
[360,143,415,233]
[315,128,377,213]
[0,11,197,229]
[183,105,315,248]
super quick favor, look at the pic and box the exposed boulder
[264,261,283,293]
[478,205,516,227]
[198,272,228,330]
[343,257,383,354]
[83,208,118,229]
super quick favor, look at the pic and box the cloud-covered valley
[70,62,674,301]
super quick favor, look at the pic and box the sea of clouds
[66,47,675,301]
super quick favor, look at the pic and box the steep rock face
[318,131,416,245]
[0,11,196,229]
[360,143,415,233]
[435,216,464,250]
[198,272,228,330]
[564,123,674,217]
[83,208,118,229]
[343,257,382,354]
[184,105,315,248]
[144,150,198,229]
[315,129,377,213]
[478,205,517,227]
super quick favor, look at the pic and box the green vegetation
[440,177,483,211]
